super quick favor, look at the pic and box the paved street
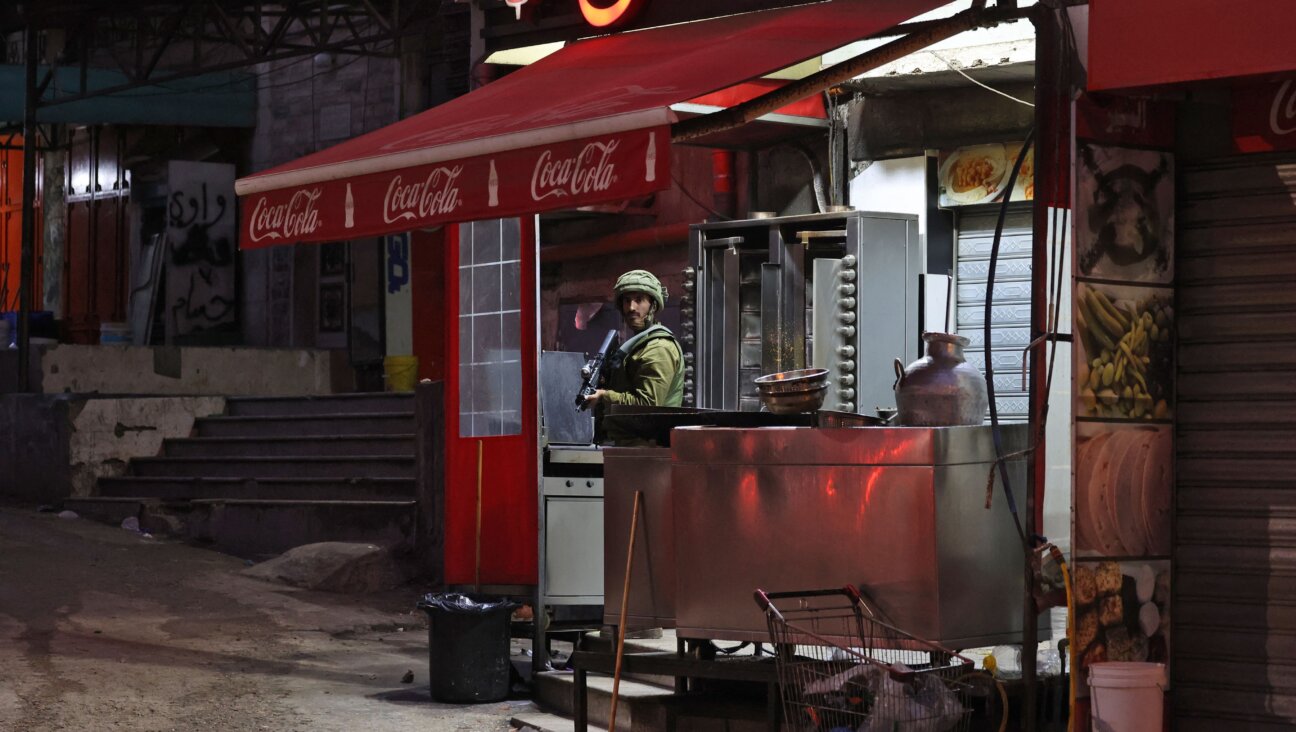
[0,503,525,731]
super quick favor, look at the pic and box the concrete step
[184,498,417,557]
[96,476,415,501]
[225,393,415,417]
[127,455,415,479]
[162,435,416,458]
[195,412,416,438]
[577,632,678,688]
[65,496,417,558]
[531,671,770,732]
[511,707,607,732]
[533,670,673,732]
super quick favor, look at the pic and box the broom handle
[607,490,643,732]
[474,440,483,593]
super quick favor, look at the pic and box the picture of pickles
[1075,283,1173,420]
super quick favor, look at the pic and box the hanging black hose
[984,128,1036,550]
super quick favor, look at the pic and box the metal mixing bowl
[755,368,830,413]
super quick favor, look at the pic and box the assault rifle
[575,329,621,410]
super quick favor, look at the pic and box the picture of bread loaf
[1095,561,1122,595]
[1075,565,1097,605]
[1105,625,1134,661]
[1099,594,1124,627]
[1077,609,1099,651]
[1073,560,1172,694]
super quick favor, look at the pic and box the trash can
[418,593,518,703]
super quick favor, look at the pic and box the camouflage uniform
[597,270,684,445]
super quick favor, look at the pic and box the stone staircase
[66,393,419,558]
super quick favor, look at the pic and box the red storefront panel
[241,128,667,249]
[1089,0,1296,91]
[441,219,540,587]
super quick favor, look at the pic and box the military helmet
[613,269,667,312]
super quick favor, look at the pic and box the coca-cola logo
[384,166,464,224]
[1269,79,1296,136]
[531,140,620,202]
[248,189,322,243]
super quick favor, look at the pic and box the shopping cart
[755,586,978,732]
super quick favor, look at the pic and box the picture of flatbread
[1076,425,1171,558]
[1087,434,1127,555]
[1113,430,1154,556]
[1074,433,1109,552]
[1141,428,1173,555]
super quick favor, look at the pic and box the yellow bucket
[383,355,419,392]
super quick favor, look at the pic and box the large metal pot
[893,333,988,426]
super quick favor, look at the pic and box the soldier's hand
[584,390,606,407]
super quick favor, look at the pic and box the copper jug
[893,332,988,427]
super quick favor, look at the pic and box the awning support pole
[671,4,1026,143]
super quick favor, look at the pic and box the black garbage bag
[417,593,519,703]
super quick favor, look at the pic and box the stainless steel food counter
[602,447,675,629]
[665,424,1036,649]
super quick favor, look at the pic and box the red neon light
[578,0,645,28]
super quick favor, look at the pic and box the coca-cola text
[531,140,620,201]
[1270,79,1296,136]
[248,189,323,243]
[384,166,464,224]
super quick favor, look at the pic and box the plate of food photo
[939,143,1009,205]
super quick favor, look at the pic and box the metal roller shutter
[956,205,1034,422]
[1175,151,1296,730]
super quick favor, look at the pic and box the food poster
[1071,94,1175,697]
[936,142,1034,207]
[1075,143,1174,283]
[1073,560,1170,673]
[1074,282,1173,421]
[1074,423,1171,558]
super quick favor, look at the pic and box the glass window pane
[502,309,521,358]
[470,314,499,364]
[501,260,521,312]
[501,218,521,261]
[472,220,501,265]
[458,217,525,438]
[458,223,472,267]
[472,263,501,314]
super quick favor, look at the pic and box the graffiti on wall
[166,161,237,340]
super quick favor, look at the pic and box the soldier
[583,270,683,442]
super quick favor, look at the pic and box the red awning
[235,0,945,248]
[1088,0,1296,92]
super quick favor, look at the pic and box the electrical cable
[704,640,751,656]
[984,127,1035,549]
[954,671,1009,732]
[929,50,1034,108]
[671,170,732,221]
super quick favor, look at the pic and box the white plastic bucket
[100,322,132,346]
[1089,661,1167,732]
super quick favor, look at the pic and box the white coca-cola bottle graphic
[488,160,500,207]
[645,132,657,183]
[344,183,355,228]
